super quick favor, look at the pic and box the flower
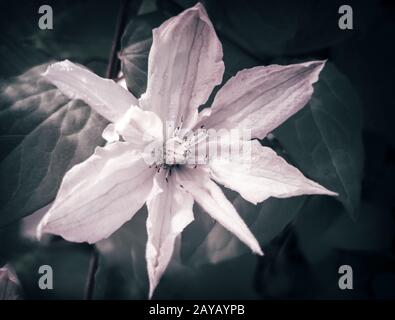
[37,3,336,298]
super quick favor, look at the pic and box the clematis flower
[37,3,336,298]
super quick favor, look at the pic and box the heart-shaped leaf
[120,12,167,97]
[293,197,395,265]
[274,62,363,218]
[0,0,120,78]
[166,0,380,57]
[0,64,108,227]
[94,208,149,299]
[95,206,261,299]
[181,195,307,266]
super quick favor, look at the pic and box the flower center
[151,129,208,168]
[163,136,190,165]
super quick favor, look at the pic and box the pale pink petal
[210,140,337,205]
[146,172,194,298]
[114,106,163,148]
[37,142,155,243]
[0,265,21,300]
[177,167,263,255]
[102,123,119,143]
[139,3,224,130]
[199,61,326,139]
[44,60,138,123]
[116,72,128,89]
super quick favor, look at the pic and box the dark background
[0,0,394,299]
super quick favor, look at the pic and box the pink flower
[37,3,336,298]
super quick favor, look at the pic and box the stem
[84,247,99,300]
[84,0,137,300]
[106,0,132,79]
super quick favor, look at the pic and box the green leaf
[0,0,120,78]
[272,197,395,299]
[156,253,260,299]
[0,64,108,227]
[181,195,307,266]
[120,12,167,97]
[94,208,149,299]
[167,0,380,57]
[293,197,395,264]
[331,17,395,140]
[274,62,363,218]
[95,207,261,299]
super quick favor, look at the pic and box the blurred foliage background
[0,0,394,299]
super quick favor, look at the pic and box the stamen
[186,130,208,147]
[154,126,207,168]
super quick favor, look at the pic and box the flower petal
[139,3,224,130]
[177,167,263,255]
[44,60,138,123]
[115,106,163,148]
[102,123,120,143]
[199,61,326,139]
[146,171,194,298]
[0,264,22,300]
[210,140,337,205]
[37,142,155,243]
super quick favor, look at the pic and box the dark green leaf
[331,17,395,140]
[181,195,307,266]
[267,197,395,299]
[293,197,395,264]
[274,63,364,218]
[95,206,260,299]
[0,64,108,227]
[0,0,120,78]
[120,12,167,97]
[94,208,149,299]
[156,253,259,299]
[168,0,380,57]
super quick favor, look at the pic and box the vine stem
[84,247,99,300]
[84,0,138,300]
[105,0,132,79]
